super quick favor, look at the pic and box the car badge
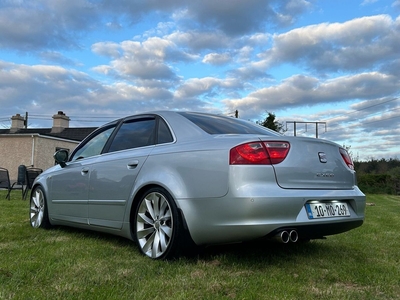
[318,152,327,163]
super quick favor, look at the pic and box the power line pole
[285,121,326,138]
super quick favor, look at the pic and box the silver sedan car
[30,111,366,259]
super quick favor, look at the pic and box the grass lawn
[1,191,399,299]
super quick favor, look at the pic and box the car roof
[98,110,280,142]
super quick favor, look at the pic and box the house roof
[0,127,97,141]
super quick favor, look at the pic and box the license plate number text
[306,202,350,219]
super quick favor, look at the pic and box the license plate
[305,202,350,219]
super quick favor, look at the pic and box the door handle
[127,160,139,169]
[81,167,89,174]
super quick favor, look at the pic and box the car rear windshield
[178,112,280,136]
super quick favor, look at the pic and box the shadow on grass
[44,225,342,266]
[194,238,329,262]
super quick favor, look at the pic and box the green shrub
[357,174,399,194]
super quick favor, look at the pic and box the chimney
[10,114,25,133]
[51,111,70,133]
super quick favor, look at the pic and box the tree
[257,112,285,133]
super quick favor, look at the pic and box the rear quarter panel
[134,142,229,199]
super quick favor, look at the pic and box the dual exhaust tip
[275,230,299,243]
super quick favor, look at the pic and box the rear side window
[179,112,280,136]
[158,118,173,144]
[108,118,156,152]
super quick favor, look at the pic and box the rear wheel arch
[130,184,167,222]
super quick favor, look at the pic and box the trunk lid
[270,137,355,190]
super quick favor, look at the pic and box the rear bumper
[265,220,364,240]
[177,187,366,245]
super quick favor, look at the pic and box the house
[0,111,97,181]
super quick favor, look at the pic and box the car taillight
[230,141,290,165]
[339,148,354,170]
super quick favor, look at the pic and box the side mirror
[54,149,69,168]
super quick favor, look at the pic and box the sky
[0,0,399,161]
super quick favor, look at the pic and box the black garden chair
[23,167,43,200]
[0,167,24,200]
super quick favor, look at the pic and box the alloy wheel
[136,191,174,258]
[30,188,45,228]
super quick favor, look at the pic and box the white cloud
[258,15,398,72]
[202,53,231,65]
[224,72,400,119]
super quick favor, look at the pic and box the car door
[88,117,158,229]
[49,126,116,225]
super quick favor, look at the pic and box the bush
[357,173,399,194]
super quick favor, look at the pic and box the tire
[30,186,51,229]
[134,187,184,259]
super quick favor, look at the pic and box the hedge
[357,174,400,195]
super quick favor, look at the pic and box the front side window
[108,118,156,153]
[71,127,115,161]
